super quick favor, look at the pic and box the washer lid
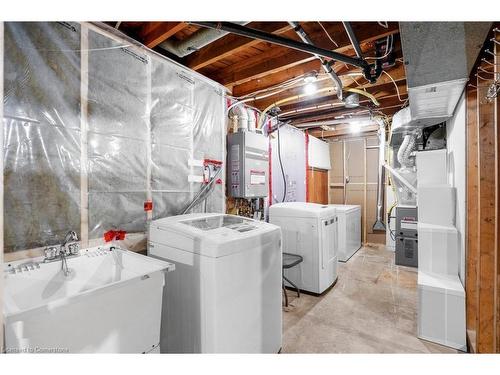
[180,215,257,232]
[269,202,336,218]
[150,213,280,258]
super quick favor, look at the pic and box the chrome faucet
[43,230,80,276]
[62,230,78,250]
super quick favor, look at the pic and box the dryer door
[321,216,338,269]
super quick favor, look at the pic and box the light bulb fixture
[304,82,317,95]
[303,73,318,84]
[350,121,363,134]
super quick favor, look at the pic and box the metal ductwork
[373,119,386,231]
[288,21,344,101]
[397,133,417,169]
[400,22,491,128]
[160,22,249,58]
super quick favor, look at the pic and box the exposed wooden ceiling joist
[278,80,408,120]
[254,62,406,111]
[138,22,188,48]
[290,95,407,125]
[184,22,293,70]
[309,123,380,138]
[209,22,399,88]
[232,35,402,97]
[119,21,405,121]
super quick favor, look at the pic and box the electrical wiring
[365,34,393,60]
[235,72,320,100]
[276,125,287,203]
[377,21,389,29]
[382,70,405,102]
[317,22,339,48]
[257,86,380,129]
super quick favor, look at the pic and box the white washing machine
[148,213,282,353]
[269,202,338,294]
[329,204,362,262]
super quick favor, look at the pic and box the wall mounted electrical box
[228,131,269,198]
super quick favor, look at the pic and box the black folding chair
[282,252,303,307]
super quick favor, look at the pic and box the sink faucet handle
[67,242,80,255]
[44,246,58,260]
[68,230,79,241]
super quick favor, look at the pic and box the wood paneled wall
[328,134,386,244]
[307,168,329,204]
[465,29,500,353]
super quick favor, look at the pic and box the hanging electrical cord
[377,21,389,29]
[382,70,405,102]
[317,22,339,48]
[276,125,287,203]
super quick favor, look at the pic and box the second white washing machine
[269,202,338,294]
[329,204,361,262]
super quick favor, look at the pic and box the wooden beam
[253,62,406,110]
[466,84,479,354]
[139,22,187,48]
[185,22,293,70]
[495,29,500,354]
[210,22,399,88]
[278,80,408,116]
[309,123,380,138]
[289,95,407,126]
[233,34,402,97]
[278,82,408,120]
[476,73,497,353]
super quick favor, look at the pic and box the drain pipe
[342,22,376,83]
[160,22,249,58]
[372,118,386,231]
[191,22,369,71]
[229,104,249,132]
[342,22,364,58]
[288,22,344,101]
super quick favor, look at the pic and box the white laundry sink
[3,246,174,353]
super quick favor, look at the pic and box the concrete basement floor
[282,244,458,353]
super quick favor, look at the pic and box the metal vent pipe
[160,22,249,58]
[373,119,386,231]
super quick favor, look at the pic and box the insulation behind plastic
[3,22,226,253]
[270,124,306,204]
[3,22,82,251]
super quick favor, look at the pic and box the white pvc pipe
[383,164,418,194]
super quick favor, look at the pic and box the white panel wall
[308,135,331,170]
[446,93,466,284]
[270,125,306,203]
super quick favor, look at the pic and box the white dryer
[269,202,338,294]
[329,204,362,262]
[148,213,282,353]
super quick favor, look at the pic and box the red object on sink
[104,230,127,242]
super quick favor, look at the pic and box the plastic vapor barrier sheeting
[270,124,306,204]
[2,22,226,253]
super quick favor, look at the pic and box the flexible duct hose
[397,134,416,169]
